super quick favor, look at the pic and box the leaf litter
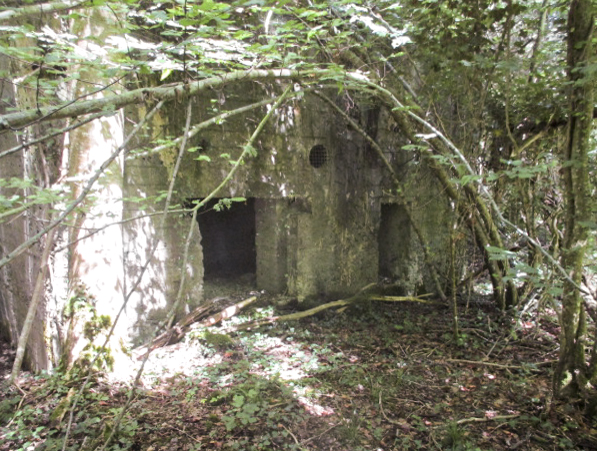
[1,294,596,451]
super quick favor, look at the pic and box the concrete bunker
[118,90,451,342]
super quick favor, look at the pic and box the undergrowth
[1,300,595,450]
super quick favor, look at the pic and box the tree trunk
[554,0,594,397]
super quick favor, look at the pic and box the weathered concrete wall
[122,88,450,305]
[123,89,387,302]
[122,158,204,344]
[375,106,452,294]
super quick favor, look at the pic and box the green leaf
[232,395,245,408]
[486,246,516,261]
[459,174,482,186]
[160,68,173,81]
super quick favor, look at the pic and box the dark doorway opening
[378,203,409,280]
[195,198,256,281]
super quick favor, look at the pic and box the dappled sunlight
[2,300,592,450]
[115,307,334,389]
[296,395,335,417]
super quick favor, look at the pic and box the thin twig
[379,391,400,425]
[301,423,339,445]
[281,424,301,446]
[0,112,105,160]
[5,391,27,428]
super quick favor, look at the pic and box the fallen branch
[232,298,351,331]
[233,283,436,331]
[369,295,444,305]
[456,414,519,425]
[137,296,257,357]
[200,296,257,327]
[444,358,554,370]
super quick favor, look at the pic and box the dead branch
[136,296,258,357]
[143,303,216,351]
[201,296,257,327]
[369,295,444,305]
[232,283,436,331]
[456,414,519,425]
[444,358,554,371]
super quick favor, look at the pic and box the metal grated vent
[309,144,327,168]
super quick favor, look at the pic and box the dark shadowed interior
[378,203,408,280]
[195,198,256,280]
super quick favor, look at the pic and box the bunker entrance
[378,203,409,281]
[195,198,257,282]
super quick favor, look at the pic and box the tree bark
[554,0,594,397]
[9,224,56,384]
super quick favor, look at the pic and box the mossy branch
[0,68,331,131]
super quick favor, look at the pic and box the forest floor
[1,291,596,451]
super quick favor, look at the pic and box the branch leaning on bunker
[329,67,517,308]
[313,89,448,303]
[373,78,594,307]
[354,77,519,307]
